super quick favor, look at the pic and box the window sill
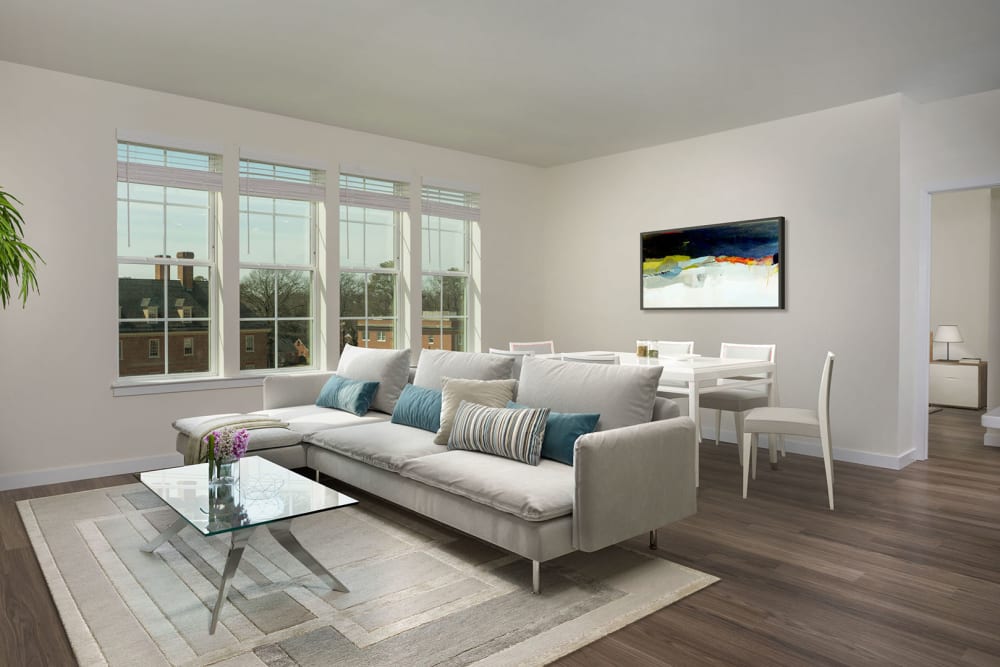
[111,375,265,397]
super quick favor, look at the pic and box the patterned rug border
[19,484,718,667]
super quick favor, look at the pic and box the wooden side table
[929,360,987,409]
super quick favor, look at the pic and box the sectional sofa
[172,347,697,592]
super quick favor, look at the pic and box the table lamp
[934,324,963,361]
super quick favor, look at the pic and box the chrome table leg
[268,520,348,592]
[210,529,251,634]
[140,516,188,553]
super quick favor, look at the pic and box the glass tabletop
[139,456,358,536]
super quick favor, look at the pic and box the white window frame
[148,338,161,359]
[245,334,255,353]
[238,158,322,373]
[338,174,407,352]
[116,141,219,382]
[183,336,194,356]
[420,186,478,352]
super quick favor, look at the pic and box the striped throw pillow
[447,401,550,465]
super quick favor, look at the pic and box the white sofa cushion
[172,414,305,451]
[398,450,574,522]
[336,344,411,414]
[305,421,442,472]
[413,349,514,390]
[516,356,661,431]
[256,405,389,436]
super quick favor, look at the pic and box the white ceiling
[3,0,1000,166]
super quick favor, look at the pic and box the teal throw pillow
[508,401,600,465]
[316,374,380,416]
[391,384,442,433]
[448,401,550,465]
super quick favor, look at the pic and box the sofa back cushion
[516,356,660,431]
[336,344,411,414]
[413,349,514,390]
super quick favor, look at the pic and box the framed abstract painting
[640,217,785,309]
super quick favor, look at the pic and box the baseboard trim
[0,453,183,492]
[701,423,915,470]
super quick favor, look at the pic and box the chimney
[176,251,194,289]
[154,255,170,281]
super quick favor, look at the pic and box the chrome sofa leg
[532,560,540,594]
[649,529,658,550]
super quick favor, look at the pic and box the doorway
[927,187,999,456]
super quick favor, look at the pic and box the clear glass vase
[211,456,239,486]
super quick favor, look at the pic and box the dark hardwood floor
[1,409,998,666]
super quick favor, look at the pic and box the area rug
[19,483,716,666]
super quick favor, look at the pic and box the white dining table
[556,352,777,487]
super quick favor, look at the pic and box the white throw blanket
[184,414,289,464]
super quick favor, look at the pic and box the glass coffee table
[138,456,357,634]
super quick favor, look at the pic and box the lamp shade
[934,325,963,343]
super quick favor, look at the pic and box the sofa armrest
[573,416,697,552]
[262,372,334,409]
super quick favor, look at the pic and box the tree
[239,269,310,318]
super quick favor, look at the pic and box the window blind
[421,185,480,221]
[117,142,222,191]
[240,159,326,201]
[339,174,409,211]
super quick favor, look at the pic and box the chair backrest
[488,348,533,378]
[561,352,620,365]
[719,342,776,362]
[509,340,555,355]
[654,340,694,357]
[719,342,776,383]
[818,351,835,433]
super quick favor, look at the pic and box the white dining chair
[742,351,836,510]
[700,343,780,460]
[489,348,533,378]
[654,340,695,357]
[509,340,555,355]
[561,352,620,365]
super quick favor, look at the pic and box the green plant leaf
[0,186,44,308]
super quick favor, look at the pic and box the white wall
[541,96,904,465]
[0,62,546,488]
[900,87,1000,455]
[929,189,992,361]
[991,189,1000,405]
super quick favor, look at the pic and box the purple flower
[232,428,249,459]
[210,426,250,461]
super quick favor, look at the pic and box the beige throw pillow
[435,377,517,445]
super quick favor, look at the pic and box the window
[339,174,408,352]
[421,186,478,352]
[117,142,219,378]
[183,337,194,356]
[376,331,386,343]
[239,159,323,370]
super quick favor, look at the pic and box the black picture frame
[640,216,785,310]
